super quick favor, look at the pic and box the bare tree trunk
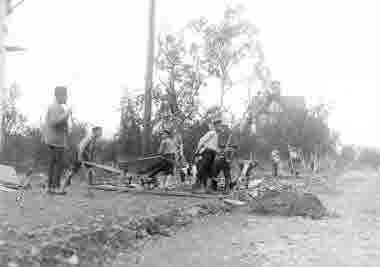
[142,0,156,156]
[0,0,6,158]
[220,77,225,109]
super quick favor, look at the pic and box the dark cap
[54,86,67,96]
[213,119,222,125]
[162,129,171,135]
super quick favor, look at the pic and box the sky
[4,0,380,147]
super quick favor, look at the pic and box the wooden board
[0,185,18,192]
[118,156,166,173]
[89,184,220,199]
[0,164,21,185]
[82,161,124,174]
[0,181,22,190]
[223,199,246,206]
[120,189,219,199]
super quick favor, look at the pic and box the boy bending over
[60,126,102,191]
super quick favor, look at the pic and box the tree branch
[7,0,26,15]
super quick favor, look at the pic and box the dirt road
[113,169,380,267]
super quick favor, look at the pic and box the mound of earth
[242,178,327,219]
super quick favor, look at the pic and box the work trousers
[289,158,299,175]
[212,156,232,190]
[196,149,216,187]
[66,156,94,186]
[272,162,279,177]
[47,145,66,189]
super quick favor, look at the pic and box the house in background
[254,93,307,133]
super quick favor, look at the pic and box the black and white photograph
[0,0,378,266]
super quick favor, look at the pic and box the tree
[189,6,258,108]
[1,83,28,158]
[341,145,356,163]
[357,147,380,169]
[0,0,27,155]
[0,0,7,155]
[154,33,206,133]
[142,0,156,156]
[119,91,143,156]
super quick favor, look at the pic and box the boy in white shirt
[193,119,223,193]
[143,130,176,188]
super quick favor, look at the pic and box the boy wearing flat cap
[43,86,72,195]
[146,129,177,188]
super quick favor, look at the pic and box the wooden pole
[142,0,156,156]
[0,0,6,156]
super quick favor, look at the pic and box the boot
[193,179,207,193]
[192,179,201,191]
[206,179,215,194]
[88,170,94,186]
[194,185,207,194]
[224,179,231,195]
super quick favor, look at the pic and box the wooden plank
[89,184,138,191]
[89,185,219,199]
[119,155,164,165]
[119,155,174,174]
[119,189,218,199]
[0,182,22,190]
[119,155,165,169]
[0,185,18,192]
[223,199,246,206]
[82,161,124,174]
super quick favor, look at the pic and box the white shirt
[78,134,97,161]
[271,150,280,163]
[290,150,297,159]
[159,137,177,154]
[198,130,219,152]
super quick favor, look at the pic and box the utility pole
[0,0,6,156]
[142,0,155,156]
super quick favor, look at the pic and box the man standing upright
[43,86,72,195]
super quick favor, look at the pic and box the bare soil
[112,169,380,267]
[0,176,213,266]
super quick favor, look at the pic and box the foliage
[2,5,341,172]
[340,145,356,163]
[0,83,29,162]
[1,83,28,146]
[118,92,143,156]
[153,32,207,133]
[357,147,380,168]
[189,6,258,107]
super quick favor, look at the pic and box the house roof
[5,45,26,52]
[280,96,306,110]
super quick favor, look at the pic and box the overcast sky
[4,0,380,147]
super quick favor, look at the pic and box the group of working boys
[43,86,234,195]
[141,119,234,194]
